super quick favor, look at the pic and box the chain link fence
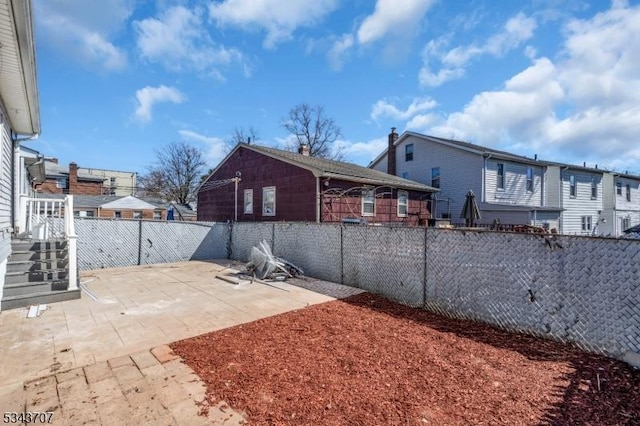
[73,218,640,357]
[75,218,229,270]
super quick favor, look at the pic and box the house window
[397,191,408,217]
[526,167,533,192]
[244,189,253,214]
[402,172,409,179]
[569,175,576,197]
[617,181,622,195]
[591,177,597,199]
[114,211,122,219]
[133,211,142,219]
[362,188,375,216]
[405,144,414,162]
[153,211,162,220]
[581,216,592,232]
[497,163,504,190]
[262,187,276,216]
[623,216,631,231]
[627,184,631,202]
[56,177,67,189]
[75,210,94,218]
[431,167,440,189]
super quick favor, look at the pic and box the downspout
[482,153,492,203]
[11,132,40,233]
[316,177,321,223]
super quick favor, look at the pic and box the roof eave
[2,0,40,136]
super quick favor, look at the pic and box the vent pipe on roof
[298,144,310,156]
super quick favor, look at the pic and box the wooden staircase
[2,238,80,310]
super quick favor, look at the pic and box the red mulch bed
[170,293,640,425]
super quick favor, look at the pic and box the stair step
[11,240,67,252]
[5,270,68,285]
[7,260,68,274]
[1,289,81,311]
[10,250,67,262]
[3,281,68,298]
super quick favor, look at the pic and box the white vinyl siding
[485,160,544,207]
[0,107,12,261]
[382,135,483,222]
[560,170,603,235]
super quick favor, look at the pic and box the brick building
[37,160,136,196]
[198,143,437,224]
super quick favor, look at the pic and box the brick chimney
[387,127,398,175]
[298,144,310,156]
[68,162,78,194]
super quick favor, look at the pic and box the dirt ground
[171,293,640,425]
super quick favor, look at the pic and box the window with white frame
[244,189,253,214]
[56,177,67,189]
[627,184,631,202]
[497,163,505,189]
[362,188,375,216]
[591,177,597,199]
[526,167,533,192]
[623,216,631,231]
[617,181,622,195]
[581,216,592,232]
[153,211,161,220]
[405,144,414,161]
[431,167,440,189]
[397,191,408,217]
[262,187,276,216]
[133,211,142,219]
[569,175,576,197]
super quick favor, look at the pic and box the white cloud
[408,3,640,170]
[371,97,437,121]
[134,6,247,77]
[34,0,131,71]
[334,137,388,163]
[419,12,537,87]
[209,0,339,49]
[134,86,186,124]
[357,0,436,45]
[327,34,355,71]
[178,130,229,165]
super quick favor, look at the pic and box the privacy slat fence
[74,218,640,358]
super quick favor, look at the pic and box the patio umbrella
[460,190,481,227]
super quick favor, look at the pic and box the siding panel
[485,159,543,206]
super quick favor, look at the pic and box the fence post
[340,225,344,285]
[423,227,428,308]
[226,221,233,260]
[137,219,143,265]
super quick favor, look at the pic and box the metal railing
[17,195,78,291]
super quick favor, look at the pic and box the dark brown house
[197,143,438,225]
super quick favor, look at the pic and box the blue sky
[28,0,640,176]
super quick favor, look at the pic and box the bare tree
[229,126,260,145]
[282,103,343,159]
[139,142,206,204]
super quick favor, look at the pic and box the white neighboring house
[601,172,640,236]
[0,0,41,292]
[370,130,639,236]
[370,130,563,231]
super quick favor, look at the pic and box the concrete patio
[0,260,360,424]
